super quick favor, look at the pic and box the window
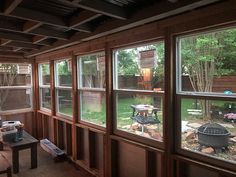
[78,52,106,127]
[113,42,165,141]
[177,27,236,164]
[39,63,51,111]
[0,63,32,113]
[55,59,72,118]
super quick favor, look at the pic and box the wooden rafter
[0,30,32,43]
[59,0,127,20]
[23,21,43,32]
[26,0,222,57]
[3,0,22,15]
[32,36,48,44]
[0,46,14,51]
[6,41,42,50]
[0,39,12,46]
[0,19,67,40]
[69,11,102,28]
[9,7,92,32]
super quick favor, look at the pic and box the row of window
[1,27,235,165]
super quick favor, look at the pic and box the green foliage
[117,49,140,75]
[57,60,71,75]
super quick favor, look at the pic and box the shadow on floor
[0,145,92,177]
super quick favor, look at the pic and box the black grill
[197,123,230,148]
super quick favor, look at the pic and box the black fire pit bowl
[197,123,230,148]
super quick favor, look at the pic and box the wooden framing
[1,1,236,177]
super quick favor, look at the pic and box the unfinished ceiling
[0,0,222,58]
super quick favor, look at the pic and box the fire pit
[197,123,230,148]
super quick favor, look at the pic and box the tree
[0,64,18,111]
[117,49,140,75]
[181,29,236,119]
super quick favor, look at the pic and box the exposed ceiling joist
[59,0,127,20]
[0,46,14,51]
[69,11,102,28]
[26,0,221,57]
[0,51,24,58]
[6,41,42,50]
[13,47,23,52]
[0,19,67,40]
[23,21,42,32]
[0,30,32,43]
[9,7,92,32]
[3,0,22,15]
[32,36,48,44]
[0,39,12,46]
[31,27,69,40]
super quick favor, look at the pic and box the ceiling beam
[59,0,127,20]
[26,0,222,57]
[0,46,14,51]
[0,39,12,46]
[13,47,23,52]
[168,0,178,2]
[6,41,42,50]
[0,51,24,58]
[30,27,69,40]
[23,21,42,32]
[0,30,32,43]
[32,36,48,44]
[9,7,92,32]
[0,18,69,40]
[3,0,22,15]
[69,11,102,28]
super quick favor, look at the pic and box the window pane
[0,89,31,111]
[57,89,72,117]
[40,88,51,110]
[80,91,106,126]
[181,98,236,163]
[39,63,50,85]
[114,42,164,91]
[179,28,236,94]
[80,53,105,88]
[55,60,72,87]
[0,63,31,86]
[116,92,163,141]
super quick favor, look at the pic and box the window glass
[39,63,50,85]
[55,60,72,87]
[0,63,32,112]
[181,98,236,163]
[116,92,163,141]
[116,42,164,91]
[40,88,51,110]
[178,27,236,164]
[0,63,31,86]
[39,63,51,111]
[80,54,105,88]
[0,88,31,111]
[179,28,236,94]
[57,89,72,117]
[114,42,164,141]
[80,91,106,126]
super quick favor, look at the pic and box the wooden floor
[0,145,93,177]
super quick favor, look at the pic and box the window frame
[38,62,51,112]
[112,40,165,148]
[77,51,106,128]
[175,26,236,170]
[54,59,73,118]
[0,62,33,114]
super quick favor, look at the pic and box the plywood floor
[0,145,93,177]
